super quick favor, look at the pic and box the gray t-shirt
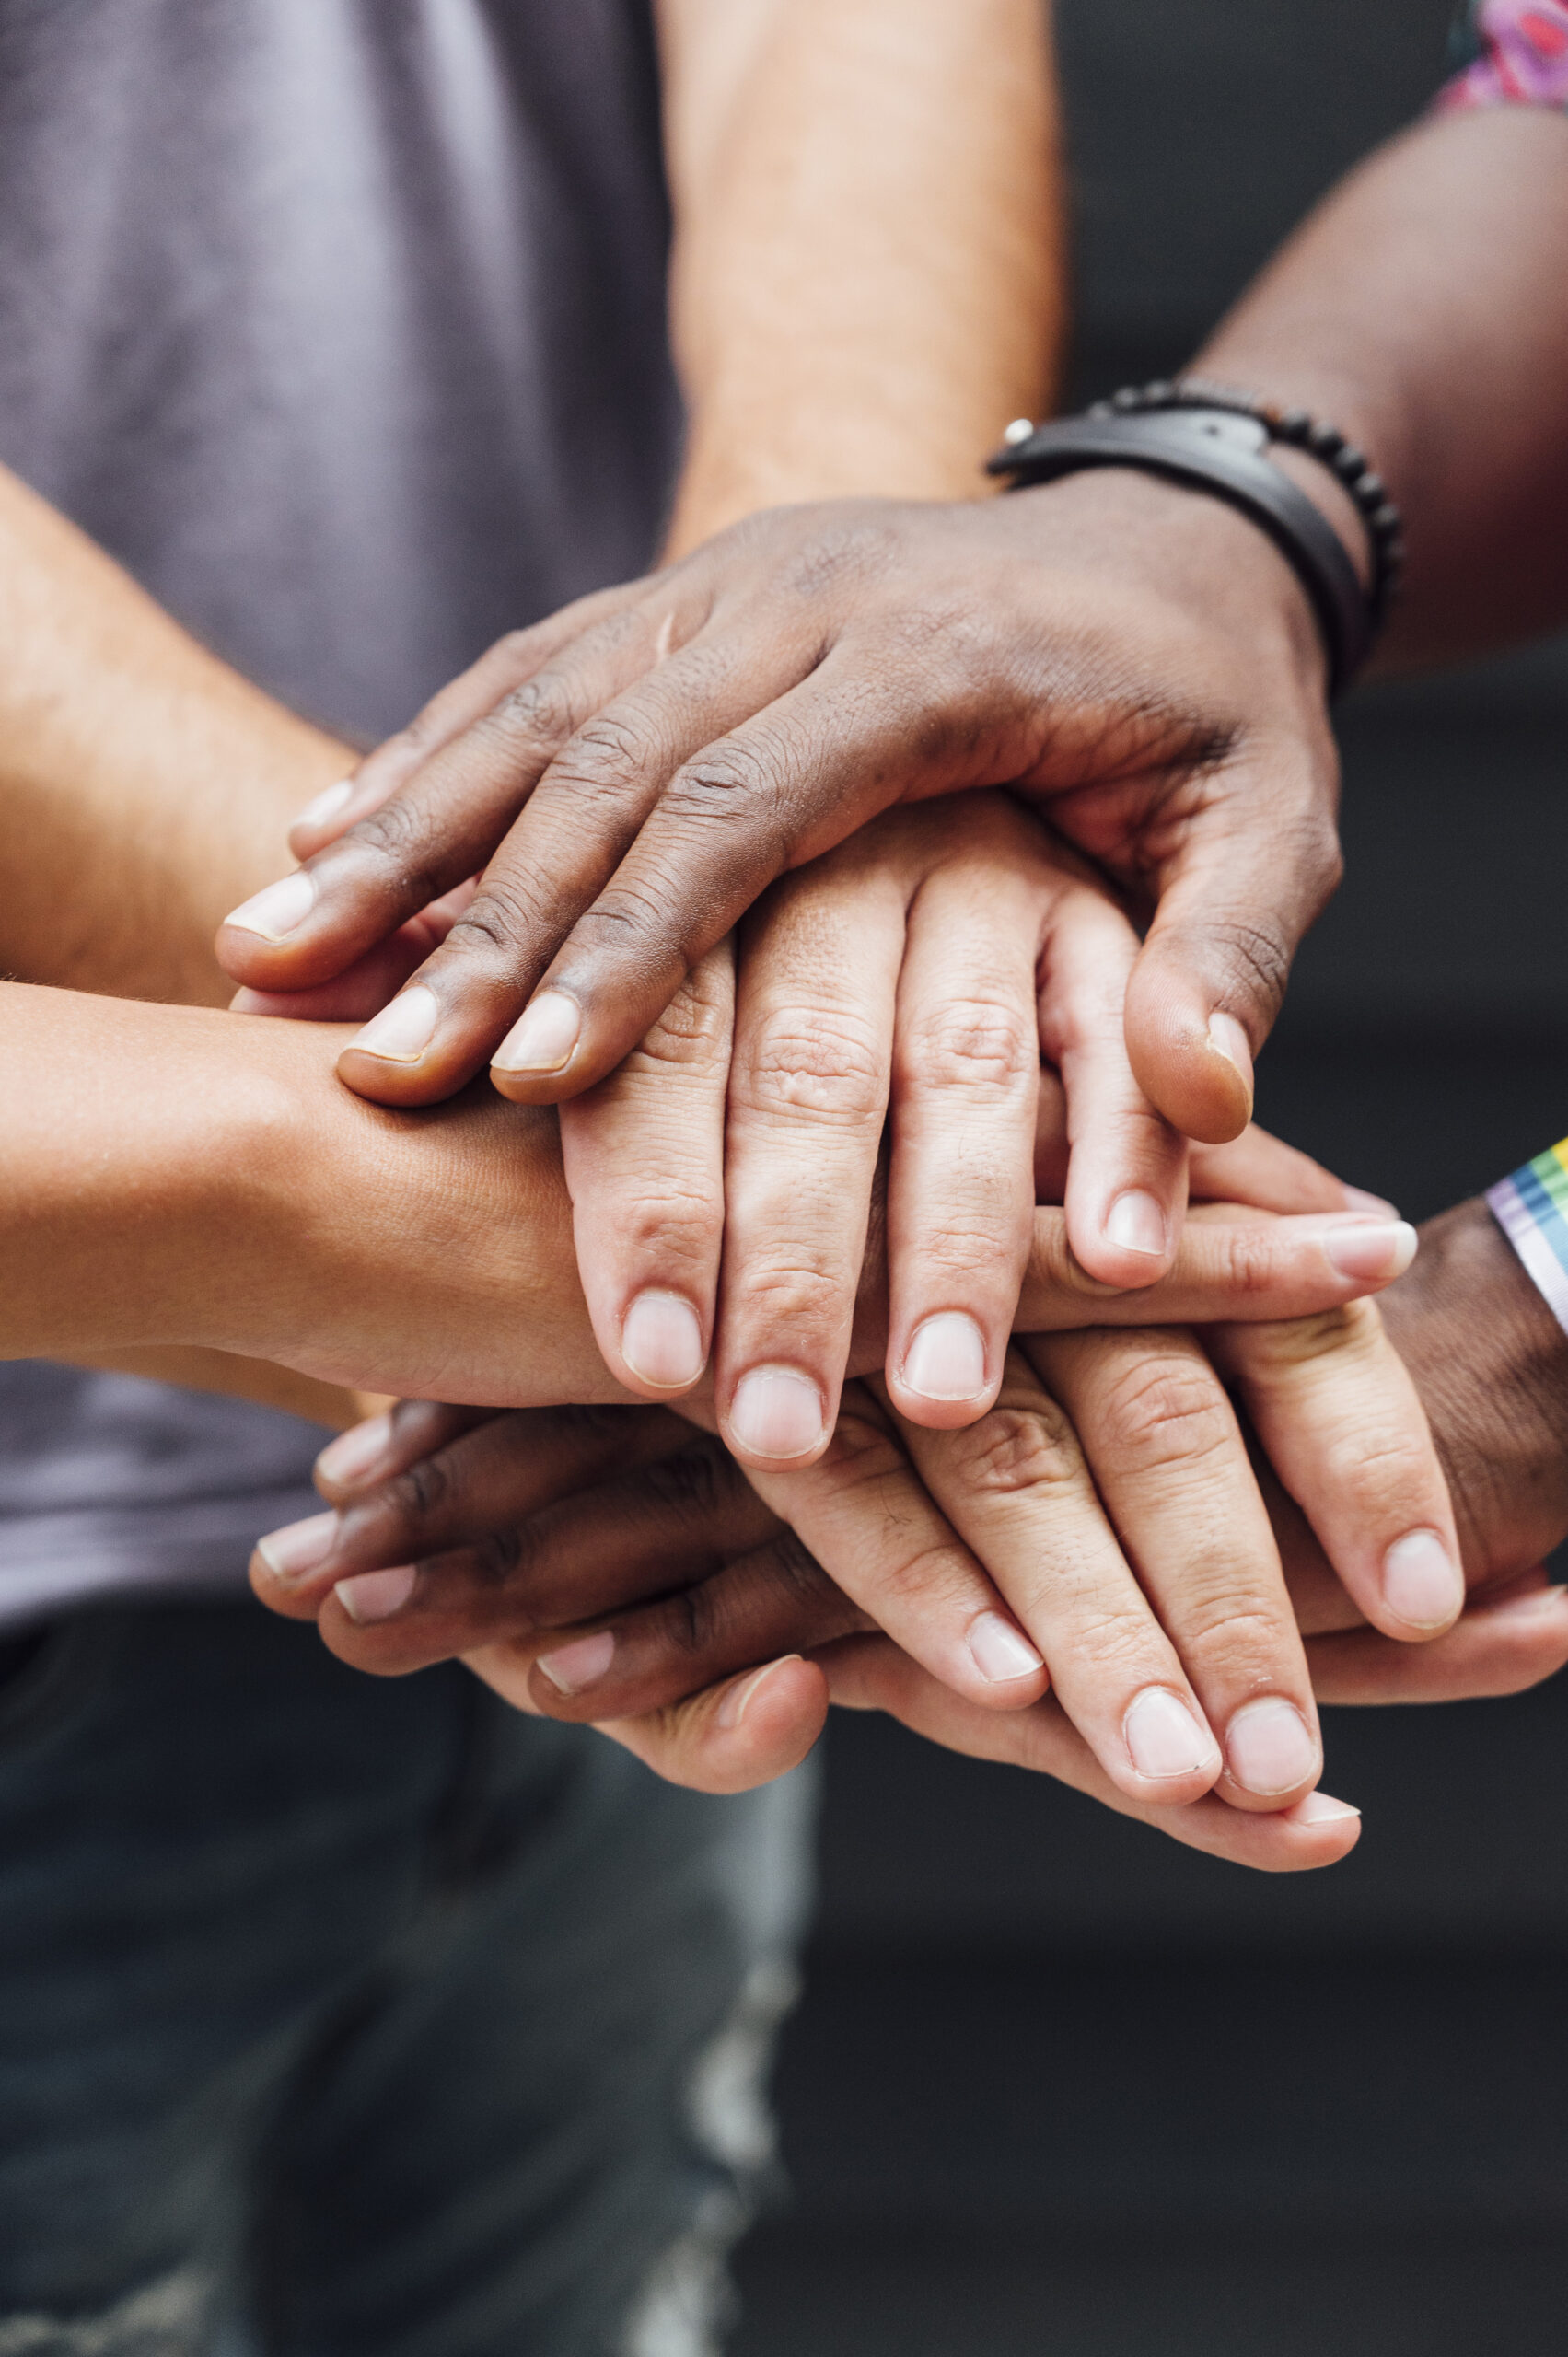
[0,0,680,1631]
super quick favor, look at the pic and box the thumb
[1123,761,1341,1143]
[595,1655,829,1794]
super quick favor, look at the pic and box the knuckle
[642,1446,743,1523]
[470,1522,531,1593]
[632,971,731,1070]
[1092,1355,1234,1474]
[545,712,659,805]
[441,879,552,970]
[738,1006,887,1125]
[1240,1298,1381,1374]
[616,1183,723,1262]
[490,670,579,752]
[1212,913,1294,1025]
[949,1399,1084,1500]
[901,997,1036,1096]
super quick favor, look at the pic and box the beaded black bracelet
[1092,377,1404,629]
[987,379,1405,697]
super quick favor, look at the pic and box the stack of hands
[219,490,1568,1873]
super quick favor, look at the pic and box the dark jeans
[0,1600,814,2356]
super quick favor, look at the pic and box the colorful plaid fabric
[1439,0,1568,110]
[1488,1140,1568,1330]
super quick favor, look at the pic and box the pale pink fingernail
[1105,1190,1167,1257]
[902,1312,987,1403]
[253,1510,339,1585]
[1382,1528,1463,1630]
[315,1412,396,1491]
[492,991,581,1074]
[1225,1696,1318,1795]
[348,985,440,1063]
[334,1565,417,1624]
[717,1656,801,1731]
[1124,1686,1215,1780]
[728,1367,825,1462]
[293,778,355,831]
[1293,1791,1361,1825]
[224,871,316,942]
[1208,1010,1254,1096]
[1320,1218,1417,1281]
[966,1611,1044,1685]
[621,1293,705,1389]
[537,1630,616,1694]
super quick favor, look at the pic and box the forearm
[0,463,349,1004]
[1195,106,1568,667]
[0,981,613,1404]
[656,0,1063,549]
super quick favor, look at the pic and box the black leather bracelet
[986,399,1389,698]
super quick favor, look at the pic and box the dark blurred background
[733,4,1568,2350]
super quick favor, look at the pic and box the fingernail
[1321,1218,1417,1281]
[1342,1184,1400,1219]
[1225,1696,1319,1796]
[537,1630,616,1694]
[966,1611,1045,1685]
[902,1312,988,1403]
[1293,1790,1361,1825]
[1124,1686,1215,1780]
[1382,1527,1464,1630]
[333,1565,417,1624]
[492,990,580,1074]
[253,1510,339,1585]
[315,1412,396,1491]
[348,984,440,1063]
[1208,1010,1254,1097]
[621,1292,706,1389]
[293,778,355,831]
[224,870,316,942]
[728,1366,826,1461]
[1105,1190,1167,1257]
[717,1655,802,1731]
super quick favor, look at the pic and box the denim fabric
[0,1602,815,2356]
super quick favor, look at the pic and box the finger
[1015,1204,1417,1330]
[1121,726,1342,1143]
[486,655,970,1105]
[1030,1327,1321,1812]
[1306,1577,1568,1704]
[1213,1300,1466,1642]
[468,1644,830,1796]
[1040,879,1189,1286]
[880,831,1041,1431]
[559,943,733,1399]
[726,1385,1049,1713]
[891,1349,1226,1807]
[250,1402,693,1614]
[336,620,820,1107]
[712,849,907,1470]
[286,588,648,859]
[228,881,477,1023]
[311,1440,784,1678]
[1190,1124,1395,1217]
[315,1400,498,1500]
[822,1636,1362,1874]
[218,596,692,1015]
[518,1528,875,1720]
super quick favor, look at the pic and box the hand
[248,1162,1452,1842]
[215,469,1337,1144]
[561,795,1195,1467]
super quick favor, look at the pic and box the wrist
[1380,1196,1568,1583]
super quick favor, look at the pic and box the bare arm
[656,0,1063,546]
[0,463,350,1004]
[1198,104,1568,668]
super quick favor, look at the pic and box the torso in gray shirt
[0,0,680,1631]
